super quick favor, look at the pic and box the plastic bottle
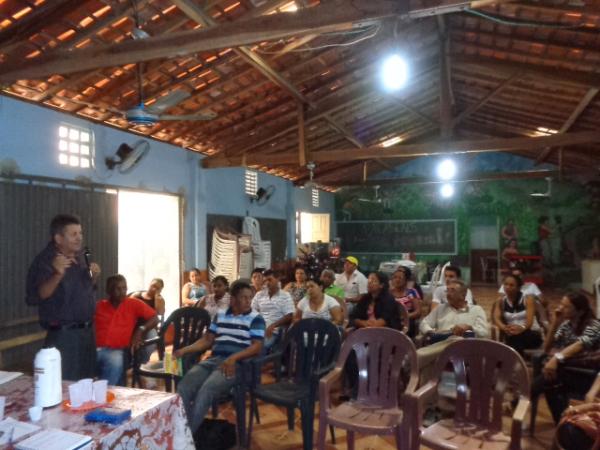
[33,347,62,407]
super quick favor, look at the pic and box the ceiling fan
[122,5,217,126]
[358,185,383,203]
[530,177,552,198]
[301,162,317,189]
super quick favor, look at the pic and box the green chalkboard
[337,219,457,255]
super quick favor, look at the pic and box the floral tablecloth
[0,375,195,449]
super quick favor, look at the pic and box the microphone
[84,247,92,277]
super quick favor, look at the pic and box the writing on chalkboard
[337,219,456,255]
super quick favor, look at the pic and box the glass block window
[245,169,258,196]
[58,124,93,168]
[311,188,319,207]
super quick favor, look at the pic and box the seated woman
[95,275,158,386]
[389,266,421,337]
[130,278,166,317]
[182,268,210,307]
[129,278,166,365]
[196,276,230,321]
[283,265,309,305]
[493,274,542,355]
[349,272,400,330]
[532,292,600,424]
[294,280,343,326]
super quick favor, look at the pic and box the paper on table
[15,428,92,450]
[0,371,23,386]
[0,417,41,445]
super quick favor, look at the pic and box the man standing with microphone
[26,214,101,380]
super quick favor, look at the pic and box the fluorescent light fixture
[381,54,408,91]
[436,158,457,180]
[531,126,558,137]
[380,136,403,147]
[440,183,454,198]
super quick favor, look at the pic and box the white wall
[0,95,335,268]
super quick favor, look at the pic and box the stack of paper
[0,371,22,386]
[15,428,92,450]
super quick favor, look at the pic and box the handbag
[558,409,600,450]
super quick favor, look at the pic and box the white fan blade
[146,89,191,114]
[159,112,217,121]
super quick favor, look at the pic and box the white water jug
[34,347,62,407]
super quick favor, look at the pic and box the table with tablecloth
[0,375,195,449]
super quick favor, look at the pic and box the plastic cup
[79,378,93,403]
[68,383,84,407]
[0,396,5,420]
[28,405,42,422]
[93,380,108,404]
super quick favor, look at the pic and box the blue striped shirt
[209,308,265,357]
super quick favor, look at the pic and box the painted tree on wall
[335,178,600,283]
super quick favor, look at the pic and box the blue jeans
[96,347,127,386]
[177,356,236,434]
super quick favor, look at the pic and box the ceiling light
[440,183,454,198]
[436,159,457,180]
[381,54,408,91]
[380,136,403,147]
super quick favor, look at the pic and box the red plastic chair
[410,339,531,450]
[318,327,419,450]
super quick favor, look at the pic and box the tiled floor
[213,285,573,449]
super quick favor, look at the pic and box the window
[311,188,319,207]
[299,212,330,243]
[245,169,258,196]
[58,124,93,168]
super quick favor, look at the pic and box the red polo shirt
[95,297,156,348]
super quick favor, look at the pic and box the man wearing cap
[334,256,368,316]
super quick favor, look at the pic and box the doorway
[470,218,499,284]
[117,191,181,318]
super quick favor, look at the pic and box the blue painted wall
[0,95,335,268]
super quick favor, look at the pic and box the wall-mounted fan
[358,185,383,203]
[530,177,552,198]
[251,185,276,205]
[122,3,216,126]
[105,140,149,173]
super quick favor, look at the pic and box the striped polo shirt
[209,308,266,358]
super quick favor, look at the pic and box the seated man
[431,265,474,310]
[251,269,294,350]
[420,279,489,340]
[176,281,265,435]
[418,279,489,385]
[95,274,158,386]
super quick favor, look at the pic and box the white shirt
[432,286,474,305]
[251,288,295,327]
[420,302,489,338]
[498,282,542,298]
[334,270,368,300]
[296,295,340,321]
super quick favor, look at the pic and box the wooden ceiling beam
[325,169,561,186]
[0,0,83,52]
[535,87,599,165]
[451,71,522,128]
[172,0,393,170]
[219,61,438,156]
[201,130,600,167]
[453,54,600,89]
[0,0,513,83]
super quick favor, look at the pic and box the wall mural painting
[335,178,600,285]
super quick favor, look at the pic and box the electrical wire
[253,24,381,54]
[465,8,585,30]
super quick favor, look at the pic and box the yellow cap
[346,256,359,266]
